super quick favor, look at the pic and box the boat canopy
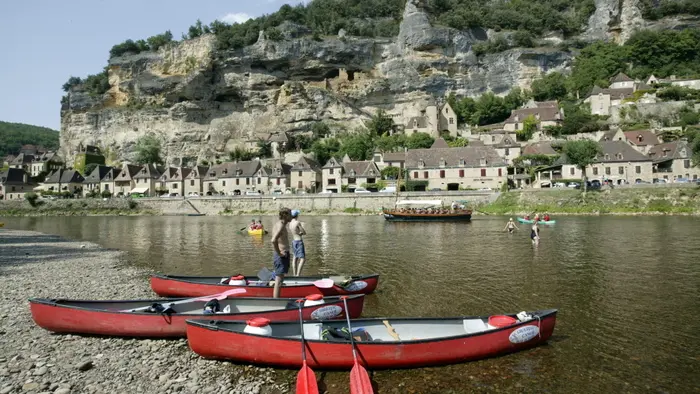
[395,200,442,207]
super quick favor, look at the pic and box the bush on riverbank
[480,187,700,215]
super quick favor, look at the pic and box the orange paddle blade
[296,362,319,394]
[349,362,374,394]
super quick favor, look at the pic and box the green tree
[0,121,59,157]
[256,139,273,158]
[447,137,469,147]
[375,133,406,152]
[381,166,400,180]
[307,138,341,166]
[228,147,254,161]
[146,31,174,51]
[560,103,598,135]
[472,93,510,125]
[339,132,374,160]
[405,133,435,149]
[504,87,526,112]
[134,135,164,165]
[531,72,568,101]
[365,110,395,137]
[62,76,82,92]
[311,122,330,139]
[517,115,538,141]
[562,140,603,193]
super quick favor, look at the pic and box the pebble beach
[0,229,288,394]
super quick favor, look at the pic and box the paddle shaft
[298,302,309,364]
[342,297,360,362]
[296,301,319,394]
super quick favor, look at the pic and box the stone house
[478,129,519,146]
[404,102,458,138]
[535,141,653,187]
[258,160,291,193]
[268,132,290,158]
[598,129,626,142]
[133,164,164,196]
[9,153,34,172]
[114,164,143,196]
[216,161,263,195]
[99,167,121,196]
[203,165,221,196]
[42,169,85,195]
[0,168,34,200]
[648,140,700,181]
[405,145,508,190]
[3,155,16,167]
[159,167,192,196]
[493,135,521,165]
[321,157,344,193]
[183,166,209,196]
[29,152,63,177]
[290,157,322,193]
[623,130,660,154]
[585,73,654,116]
[82,165,114,197]
[340,157,382,191]
[503,104,563,132]
[647,75,700,90]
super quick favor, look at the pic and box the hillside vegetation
[0,121,59,158]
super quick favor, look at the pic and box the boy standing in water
[288,209,307,276]
[270,208,292,298]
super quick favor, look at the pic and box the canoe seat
[462,318,489,334]
[303,323,323,340]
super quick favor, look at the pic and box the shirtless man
[288,209,307,276]
[270,208,293,298]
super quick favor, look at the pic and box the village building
[215,161,263,195]
[477,129,519,146]
[42,169,85,195]
[585,73,654,116]
[28,152,63,177]
[0,168,35,200]
[503,103,564,132]
[183,166,209,196]
[290,157,322,193]
[648,140,700,181]
[405,140,508,190]
[114,164,143,196]
[622,130,660,154]
[492,135,521,165]
[535,140,653,187]
[158,167,192,196]
[132,164,164,196]
[82,165,115,197]
[339,155,382,192]
[647,75,700,90]
[404,102,458,138]
[321,157,344,193]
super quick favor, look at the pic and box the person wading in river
[504,218,519,234]
[288,209,307,276]
[270,208,292,298]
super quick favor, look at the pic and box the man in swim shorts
[270,208,292,298]
[288,209,307,276]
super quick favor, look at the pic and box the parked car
[553,182,566,188]
[245,191,261,196]
[653,178,667,184]
[271,190,283,195]
[567,182,580,189]
[353,187,371,194]
[319,190,334,194]
[379,186,396,193]
[187,192,200,197]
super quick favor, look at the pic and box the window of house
[298,181,303,188]
[440,170,445,178]
[236,179,239,185]
[329,179,336,185]
[505,148,510,156]
[173,183,178,189]
[605,167,611,175]
[570,167,575,175]
[593,167,599,175]
[246,178,250,185]
[329,168,334,175]
[685,160,691,168]
[635,166,641,174]
[449,117,454,124]
[498,168,502,177]
[349,177,356,184]
[491,136,495,142]
[190,180,194,186]
[257,178,261,184]
[604,154,610,160]
[480,169,486,177]
[618,166,624,175]
[222,181,226,186]
[423,171,428,179]
[298,171,302,177]
[413,172,418,179]
[459,169,464,177]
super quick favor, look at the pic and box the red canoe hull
[28,295,365,338]
[150,274,379,298]
[186,311,557,370]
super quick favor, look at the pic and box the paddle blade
[350,363,374,394]
[296,363,319,394]
[313,278,335,289]
[215,288,247,300]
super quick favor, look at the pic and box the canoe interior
[195,310,556,343]
[160,274,375,286]
[39,296,357,315]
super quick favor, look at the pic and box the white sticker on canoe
[310,305,342,320]
[509,325,540,344]
[344,280,368,292]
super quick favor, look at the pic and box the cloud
[219,12,252,24]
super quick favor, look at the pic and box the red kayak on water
[150,274,380,298]
[29,294,365,338]
[185,309,557,369]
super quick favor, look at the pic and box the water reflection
[3,215,700,393]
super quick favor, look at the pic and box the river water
[3,215,699,393]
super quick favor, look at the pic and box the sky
[0,0,308,131]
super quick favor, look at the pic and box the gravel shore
[0,229,289,394]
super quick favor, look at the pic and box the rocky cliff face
[58,0,683,165]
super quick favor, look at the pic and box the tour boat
[150,273,380,298]
[517,218,556,225]
[185,309,557,369]
[383,200,472,222]
[28,294,365,338]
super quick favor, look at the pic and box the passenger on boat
[504,218,518,233]
[543,213,551,222]
[249,219,257,230]
[534,213,541,222]
[525,214,530,220]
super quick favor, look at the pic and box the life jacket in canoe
[203,299,220,314]
[145,303,176,315]
[321,326,373,342]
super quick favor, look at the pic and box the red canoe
[186,309,558,369]
[29,294,365,338]
[150,274,380,298]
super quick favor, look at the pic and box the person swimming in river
[504,218,519,234]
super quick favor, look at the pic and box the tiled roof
[0,168,29,184]
[291,156,321,172]
[134,164,163,180]
[11,153,34,165]
[648,140,691,162]
[431,138,449,149]
[268,132,289,143]
[216,161,262,178]
[116,164,142,181]
[522,142,558,156]
[406,116,429,129]
[46,169,84,184]
[341,161,381,178]
[556,141,650,165]
[493,136,520,148]
[323,157,343,169]
[406,146,507,168]
[382,152,406,162]
[505,107,562,123]
[186,166,210,179]
[589,86,634,99]
[623,130,660,146]
[84,166,114,184]
[611,72,633,83]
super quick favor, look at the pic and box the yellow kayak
[247,228,265,235]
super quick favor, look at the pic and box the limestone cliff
[58,0,688,165]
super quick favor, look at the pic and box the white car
[245,191,261,196]
[319,190,334,194]
[187,192,200,197]
[354,187,371,194]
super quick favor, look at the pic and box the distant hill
[0,121,60,158]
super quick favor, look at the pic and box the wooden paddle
[341,296,374,394]
[295,300,319,394]
[123,288,247,312]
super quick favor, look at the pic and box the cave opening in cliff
[324,69,340,80]
[347,70,355,81]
